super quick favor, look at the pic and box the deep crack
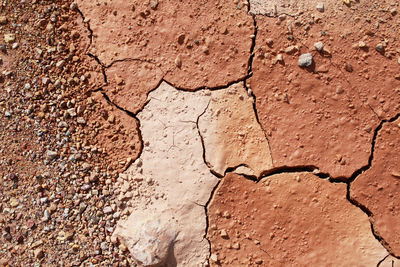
[99,91,144,172]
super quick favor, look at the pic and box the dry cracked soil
[1,0,400,266]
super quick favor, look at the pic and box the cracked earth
[1,0,400,266]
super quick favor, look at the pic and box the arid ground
[1,0,400,266]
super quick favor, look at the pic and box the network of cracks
[74,0,400,266]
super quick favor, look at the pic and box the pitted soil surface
[87,92,142,173]
[76,0,254,90]
[351,118,400,257]
[103,60,164,114]
[248,0,400,178]
[207,172,387,266]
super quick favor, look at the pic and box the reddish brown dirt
[0,1,141,265]
[208,172,387,266]
[249,1,400,178]
[103,60,164,114]
[87,92,142,173]
[76,0,254,89]
[351,118,400,257]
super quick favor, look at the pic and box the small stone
[390,8,397,16]
[56,60,65,69]
[344,63,353,72]
[77,117,86,125]
[316,3,324,12]
[276,54,284,63]
[220,229,229,238]
[0,16,7,25]
[210,254,218,263]
[46,150,58,160]
[103,206,113,214]
[284,45,298,54]
[150,0,158,10]
[175,56,182,68]
[4,33,15,43]
[177,34,185,45]
[376,43,385,53]
[298,53,313,68]
[11,43,18,49]
[266,38,274,47]
[358,41,367,48]
[114,75,124,85]
[44,209,51,220]
[314,41,324,52]
[4,111,11,117]
[232,242,240,250]
[10,197,19,207]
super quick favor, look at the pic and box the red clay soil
[76,0,254,90]
[249,1,400,179]
[351,118,400,257]
[103,60,163,114]
[87,92,142,173]
[207,172,387,266]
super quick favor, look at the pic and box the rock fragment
[298,53,313,67]
[316,3,324,12]
[114,211,176,267]
[314,41,324,52]
[4,33,15,43]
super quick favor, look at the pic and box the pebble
[276,54,283,63]
[220,229,229,238]
[284,45,298,54]
[4,33,15,43]
[56,60,65,69]
[210,254,218,263]
[4,111,11,117]
[316,3,324,12]
[10,197,19,207]
[0,16,7,25]
[77,117,86,125]
[150,0,159,10]
[103,206,113,214]
[344,63,353,72]
[12,42,19,49]
[376,43,385,53]
[46,150,58,160]
[298,53,313,67]
[175,56,182,68]
[44,209,51,220]
[358,41,367,48]
[314,41,324,52]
